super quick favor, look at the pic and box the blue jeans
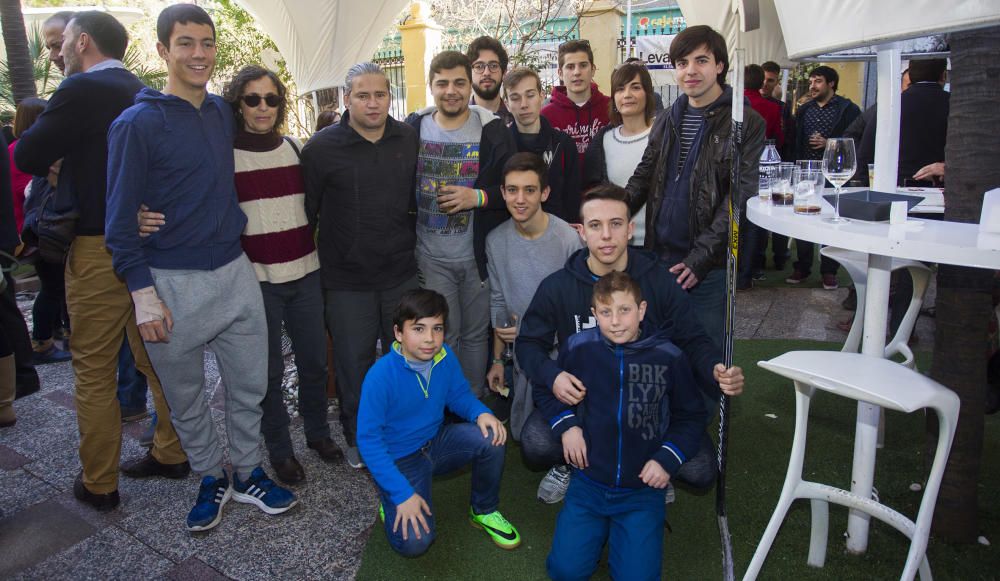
[689,268,726,350]
[116,338,148,412]
[259,271,330,461]
[547,474,666,581]
[377,422,506,557]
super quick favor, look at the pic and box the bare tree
[430,0,582,67]
[928,25,1000,542]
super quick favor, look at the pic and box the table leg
[846,254,892,553]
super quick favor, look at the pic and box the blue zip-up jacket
[105,88,247,292]
[535,322,707,486]
[357,342,492,505]
[515,247,722,400]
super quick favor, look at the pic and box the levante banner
[635,35,677,69]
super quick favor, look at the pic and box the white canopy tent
[233,0,410,96]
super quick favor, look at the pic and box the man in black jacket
[14,11,188,511]
[625,25,765,348]
[786,65,861,289]
[405,51,515,396]
[302,62,420,469]
[503,67,581,223]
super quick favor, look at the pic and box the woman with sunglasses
[583,61,657,246]
[141,65,341,484]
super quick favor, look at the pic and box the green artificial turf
[357,339,1000,580]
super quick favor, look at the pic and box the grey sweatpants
[417,255,490,397]
[144,254,268,479]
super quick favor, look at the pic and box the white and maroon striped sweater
[233,133,319,284]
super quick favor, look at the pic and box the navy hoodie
[535,322,707,486]
[105,89,246,292]
[515,246,722,399]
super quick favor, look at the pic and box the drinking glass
[497,312,518,361]
[793,169,821,215]
[822,138,857,223]
[772,164,794,206]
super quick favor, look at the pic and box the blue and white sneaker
[187,473,232,531]
[232,467,298,515]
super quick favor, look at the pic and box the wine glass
[496,311,517,361]
[822,138,857,223]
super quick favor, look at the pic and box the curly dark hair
[224,65,287,133]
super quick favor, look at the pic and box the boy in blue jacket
[538,271,707,581]
[357,288,520,556]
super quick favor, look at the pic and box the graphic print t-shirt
[416,113,483,262]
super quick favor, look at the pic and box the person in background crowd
[16,10,189,512]
[314,109,341,132]
[405,51,515,397]
[541,39,610,162]
[467,36,514,126]
[303,62,420,470]
[584,61,656,246]
[8,98,47,234]
[1,133,27,428]
[738,64,783,289]
[786,65,860,289]
[502,67,580,223]
[760,60,794,161]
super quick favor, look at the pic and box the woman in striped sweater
[225,66,343,483]
[143,65,341,484]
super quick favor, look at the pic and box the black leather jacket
[625,86,765,279]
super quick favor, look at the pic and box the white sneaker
[537,464,572,504]
[346,446,365,469]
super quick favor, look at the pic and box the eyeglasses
[240,94,281,108]
[472,62,502,73]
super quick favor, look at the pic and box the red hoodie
[541,83,611,159]
[744,89,783,149]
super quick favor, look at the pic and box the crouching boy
[538,271,708,580]
[357,288,520,557]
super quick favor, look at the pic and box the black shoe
[121,407,150,423]
[842,287,858,311]
[73,472,120,512]
[121,453,191,479]
[307,437,345,462]
[272,456,306,484]
[15,370,40,399]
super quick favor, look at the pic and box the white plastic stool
[743,351,959,581]
[821,247,931,369]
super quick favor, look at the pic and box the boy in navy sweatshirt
[538,271,707,581]
[357,289,520,556]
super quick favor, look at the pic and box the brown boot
[1,353,16,427]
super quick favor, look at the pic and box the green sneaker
[469,508,521,550]
[378,503,384,523]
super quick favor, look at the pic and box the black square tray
[822,190,923,222]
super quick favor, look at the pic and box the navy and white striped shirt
[676,104,705,172]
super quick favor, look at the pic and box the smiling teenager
[105,4,296,531]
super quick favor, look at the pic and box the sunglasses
[240,94,281,108]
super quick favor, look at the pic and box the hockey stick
[717,48,744,581]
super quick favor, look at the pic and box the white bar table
[747,196,1000,552]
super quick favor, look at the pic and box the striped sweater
[233,132,319,284]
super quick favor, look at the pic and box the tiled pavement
[0,278,935,580]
